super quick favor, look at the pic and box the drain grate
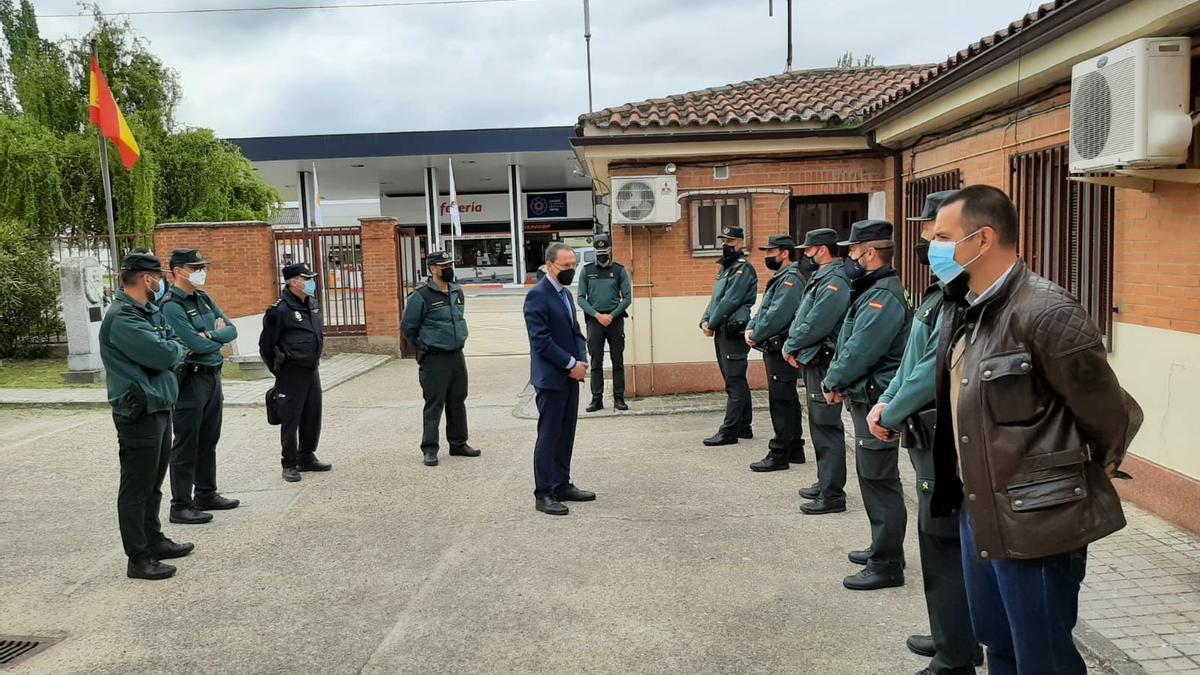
[0,635,60,667]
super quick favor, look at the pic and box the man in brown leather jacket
[928,185,1142,674]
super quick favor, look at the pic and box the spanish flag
[88,57,140,170]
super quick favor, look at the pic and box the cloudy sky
[35,0,1040,139]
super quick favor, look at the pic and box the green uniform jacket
[878,282,944,430]
[823,267,912,404]
[99,290,187,419]
[401,280,469,351]
[783,260,851,364]
[161,286,238,367]
[578,262,632,319]
[700,254,758,331]
[748,262,802,342]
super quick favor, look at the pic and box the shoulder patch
[735,269,744,275]
[783,280,794,287]
[867,301,885,310]
[826,284,839,292]
[271,299,281,308]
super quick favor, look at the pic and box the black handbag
[265,387,282,426]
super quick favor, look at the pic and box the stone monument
[60,256,107,384]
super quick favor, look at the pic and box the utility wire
[38,0,535,19]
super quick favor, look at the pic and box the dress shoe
[535,495,569,516]
[749,455,789,472]
[738,429,754,439]
[848,548,871,566]
[906,635,935,658]
[798,483,821,500]
[423,451,439,466]
[449,445,481,457]
[799,498,846,515]
[169,507,213,525]
[843,567,904,591]
[613,398,629,411]
[586,398,604,413]
[298,457,332,471]
[555,485,596,502]
[703,433,738,447]
[127,558,176,581]
[789,449,807,464]
[193,493,239,510]
[282,467,302,482]
[152,538,194,560]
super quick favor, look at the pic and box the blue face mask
[928,229,983,283]
[302,279,317,296]
[153,277,167,302]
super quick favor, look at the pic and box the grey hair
[545,242,573,264]
[286,276,305,287]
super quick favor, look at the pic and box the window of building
[789,194,868,246]
[1010,143,1115,346]
[690,197,748,252]
[902,170,961,303]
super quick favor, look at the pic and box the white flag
[447,158,462,238]
[311,162,325,227]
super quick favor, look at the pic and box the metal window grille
[274,227,367,336]
[902,170,961,303]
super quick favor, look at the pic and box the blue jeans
[959,512,1088,675]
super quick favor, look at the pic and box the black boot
[449,445,481,457]
[798,483,821,500]
[613,397,629,411]
[703,433,738,447]
[585,397,603,413]
[749,453,789,472]
[799,498,846,515]
[788,446,806,464]
[127,558,176,581]
[282,467,301,482]
[842,566,904,591]
[152,538,194,560]
[423,451,439,466]
[169,507,213,525]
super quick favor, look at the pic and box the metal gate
[274,227,366,336]
[395,226,422,357]
[902,169,961,304]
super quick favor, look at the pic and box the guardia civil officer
[578,234,632,413]
[822,219,912,591]
[400,250,480,467]
[259,263,332,483]
[700,226,758,446]
[745,234,805,471]
[161,249,240,526]
[785,228,852,511]
[99,253,194,580]
[867,192,983,673]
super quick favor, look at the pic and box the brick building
[572,0,1200,531]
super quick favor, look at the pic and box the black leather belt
[185,364,222,375]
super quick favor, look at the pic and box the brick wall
[153,221,277,318]
[609,156,892,300]
[359,217,403,354]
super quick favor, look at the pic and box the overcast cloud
[35,0,1040,138]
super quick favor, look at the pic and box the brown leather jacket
[930,261,1143,560]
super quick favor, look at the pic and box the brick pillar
[359,217,403,355]
[153,221,277,317]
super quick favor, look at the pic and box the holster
[723,318,748,338]
[902,407,937,449]
[761,333,788,353]
[265,387,282,426]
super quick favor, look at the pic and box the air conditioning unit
[611,175,680,225]
[1069,37,1194,173]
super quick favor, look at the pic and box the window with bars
[902,170,961,303]
[1010,143,1115,345]
[690,197,749,253]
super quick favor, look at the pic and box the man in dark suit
[524,242,594,516]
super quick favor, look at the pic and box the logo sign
[526,192,568,220]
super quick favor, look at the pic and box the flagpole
[92,41,121,269]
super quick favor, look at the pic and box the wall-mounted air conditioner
[610,175,680,225]
[1069,37,1194,173]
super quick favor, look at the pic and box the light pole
[583,0,593,112]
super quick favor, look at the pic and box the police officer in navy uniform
[788,229,853,514]
[401,250,480,467]
[578,234,632,413]
[161,249,240,526]
[259,263,332,483]
[746,234,805,471]
[700,226,758,446]
[822,219,913,591]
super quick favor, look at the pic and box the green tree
[0,219,60,357]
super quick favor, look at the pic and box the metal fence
[26,232,155,345]
[902,169,961,304]
[273,227,367,336]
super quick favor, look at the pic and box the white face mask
[188,269,207,287]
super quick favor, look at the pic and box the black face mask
[556,267,576,286]
[765,256,783,271]
[844,254,867,281]
[596,253,611,266]
[440,267,455,283]
[721,244,740,265]
[799,254,819,276]
[914,240,931,267]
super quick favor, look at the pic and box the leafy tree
[836,51,877,69]
[0,219,60,357]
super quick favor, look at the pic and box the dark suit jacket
[524,278,587,391]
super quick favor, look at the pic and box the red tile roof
[863,0,1079,117]
[584,65,933,131]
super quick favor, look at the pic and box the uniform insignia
[868,301,884,309]
[294,311,302,321]
[826,284,839,292]
[186,309,198,316]
[783,280,794,287]
[313,307,320,315]
[736,270,744,275]
[920,480,931,492]
[923,308,932,318]
[271,299,281,308]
